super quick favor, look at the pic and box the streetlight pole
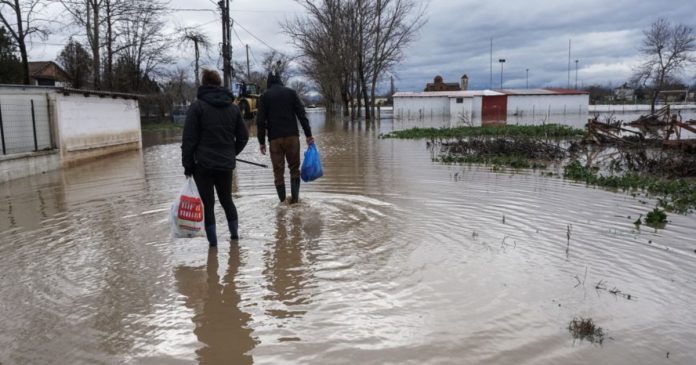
[574,60,579,90]
[526,68,529,89]
[499,59,505,89]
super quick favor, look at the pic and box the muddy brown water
[1,111,695,364]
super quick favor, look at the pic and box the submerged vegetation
[568,317,606,344]
[381,124,585,139]
[563,161,696,213]
[387,123,696,215]
[645,208,668,226]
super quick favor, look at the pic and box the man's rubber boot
[205,224,218,247]
[229,219,239,240]
[290,177,300,204]
[276,185,286,202]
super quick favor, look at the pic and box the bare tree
[289,79,311,104]
[116,0,172,92]
[0,0,50,84]
[57,37,92,88]
[103,0,137,89]
[262,50,292,84]
[632,18,696,113]
[285,0,424,120]
[368,0,425,116]
[284,0,356,116]
[59,0,105,88]
[162,67,195,105]
[179,27,210,87]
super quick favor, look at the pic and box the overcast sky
[23,0,696,92]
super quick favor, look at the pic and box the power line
[248,46,259,67]
[171,7,294,13]
[170,8,216,12]
[231,24,246,50]
[233,19,282,54]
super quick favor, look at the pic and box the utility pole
[219,0,232,88]
[499,59,505,89]
[567,39,571,89]
[490,38,493,89]
[526,68,529,89]
[575,59,579,90]
[246,44,250,81]
[230,18,235,81]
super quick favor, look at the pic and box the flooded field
[1,111,695,364]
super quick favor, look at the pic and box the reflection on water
[263,207,313,321]
[1,111,695,365]
[175,247,256,364]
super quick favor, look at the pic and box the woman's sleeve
[181,102,201,170]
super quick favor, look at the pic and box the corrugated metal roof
[494,88,556,95]
[495,88,589,95]
[394,90,504,98]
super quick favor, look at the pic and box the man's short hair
[201,69,221,86]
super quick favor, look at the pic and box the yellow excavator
[233,82,259,119]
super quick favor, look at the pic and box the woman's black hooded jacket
[181,85,249,172]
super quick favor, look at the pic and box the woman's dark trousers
[193,166,239,246]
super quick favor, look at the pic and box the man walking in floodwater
[182,69,249,246]
[257,70,313,204]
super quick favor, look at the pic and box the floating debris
[595,280,633,300]
[568,317,605,344]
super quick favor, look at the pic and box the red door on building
[481,95,507,125]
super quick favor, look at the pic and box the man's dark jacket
[181,85,249,172]
[256,82,312,145]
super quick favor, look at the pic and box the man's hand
[259,144,267,155]
[306,136,315,145]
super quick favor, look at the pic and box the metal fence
[0,96,53,155]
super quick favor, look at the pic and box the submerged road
[1,111,695,364]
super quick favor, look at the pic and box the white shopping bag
[170,177,205,238]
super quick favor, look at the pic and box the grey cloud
[395,0,696,91]
[24,0,696,92]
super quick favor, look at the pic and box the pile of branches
[585,106,696,146]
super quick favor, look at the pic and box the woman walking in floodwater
[181,69,249,246]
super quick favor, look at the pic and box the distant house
[394,88,589,126]
[28,61,71,87]
[424,75,468,92]
[614,83,635,102]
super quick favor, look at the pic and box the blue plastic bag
[301,143,323,182]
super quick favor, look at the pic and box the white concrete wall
[507,94,589,118]
[589,104,696,113]
[448,97,473,124]
[0,150,60,183]
[472,96,483,121]
[394,96,450,119]
[52,93,141,162]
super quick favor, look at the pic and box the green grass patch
[645,208,668,226]
[382,124,585,139]
[563,160,696,213]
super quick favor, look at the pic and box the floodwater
[1,111,696,365]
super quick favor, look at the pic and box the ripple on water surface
[1,114,695,365]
